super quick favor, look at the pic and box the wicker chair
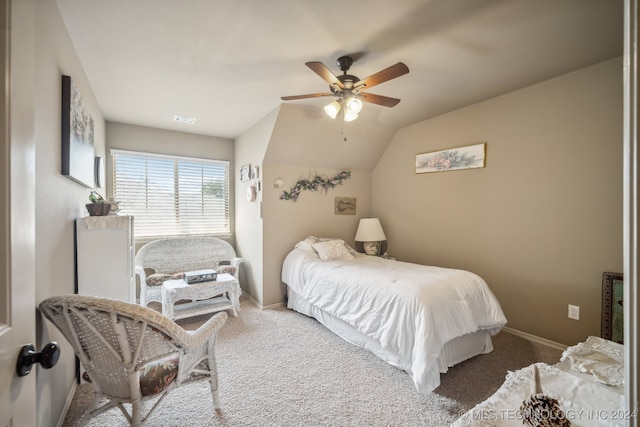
[39,294,227,426]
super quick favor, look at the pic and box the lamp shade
[345,97,363,114]
[324,100,341,119]
[354,218,386,242]
[343,111,358,122]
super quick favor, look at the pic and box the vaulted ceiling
[56,0,623,140]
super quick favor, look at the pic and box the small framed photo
[240,165,250,182]
[335,197,356,215]
[251,166,260,180]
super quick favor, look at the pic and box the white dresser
[76,215,135,303]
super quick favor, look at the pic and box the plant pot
[86,203,112,216]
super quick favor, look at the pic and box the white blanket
[282,248,507,393]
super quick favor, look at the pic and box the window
[111,149,230,239]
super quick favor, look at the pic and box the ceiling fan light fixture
[324,100,341,119]
[343,111,359,122]
[282,56,409,123]
[345,97,363,114]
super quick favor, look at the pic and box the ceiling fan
[281,56,409,121]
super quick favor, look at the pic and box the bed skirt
[287,287,494,391]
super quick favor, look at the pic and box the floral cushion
[139,354,180,396]
[82,353,180,397]
[216,265,236,276]
[146,272,185,286]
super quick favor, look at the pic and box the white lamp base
[363,241,380,256]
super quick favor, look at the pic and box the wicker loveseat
[136,236,243,308]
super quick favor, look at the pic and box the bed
[281,236,508,394]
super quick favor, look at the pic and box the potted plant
[86,191,111,216]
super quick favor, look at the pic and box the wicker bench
[135,236,244,310]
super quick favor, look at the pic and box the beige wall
[249,104,375,307]
[234,104,377,307]
[372,57,623,346]
[263,103,397,172]
[33,1,106,425]
[262,165,372,306]
[233,108,276,305]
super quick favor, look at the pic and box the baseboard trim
[502,326,567,351]
[57,380,78,427]
[263,301,284,310]
[242,294,284,311]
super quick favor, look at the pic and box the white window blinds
[111,149,230,239]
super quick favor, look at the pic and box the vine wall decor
[280,170,351,202]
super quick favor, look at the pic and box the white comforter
[282,248,507,393]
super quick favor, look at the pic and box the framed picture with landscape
[601,272,623,344]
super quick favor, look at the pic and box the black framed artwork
[61,75,95,188]
[601,271,623,344]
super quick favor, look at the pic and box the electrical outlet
[568,304,580,320]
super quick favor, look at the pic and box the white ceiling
[55,0,623,140]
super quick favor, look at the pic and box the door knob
[16,342,60,377]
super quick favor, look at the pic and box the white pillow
[312,240,355,261]
[294,236,319,251]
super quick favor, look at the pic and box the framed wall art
[61,75,95,188]
[240,165,250,182]
[416,142,486,174]
[251,166,260,180]
[601,271,623,344]
[335,197,356,215]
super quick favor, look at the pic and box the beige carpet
[62,298,562,426]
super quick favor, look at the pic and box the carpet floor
[62,298,562,426]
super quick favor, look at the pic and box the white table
[161,273,241,320]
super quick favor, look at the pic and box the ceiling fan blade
[305,62,344,89]
[281,92,333,101]
[354,62,409,90]
[359,92,401,108]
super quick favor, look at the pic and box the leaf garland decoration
[280,170,351,202]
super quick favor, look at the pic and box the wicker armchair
[39,294,227,426]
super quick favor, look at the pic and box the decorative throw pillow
[146,272,185,286]
[339,240,360,258]
[295,236,320,251]
[312,240,355,261]
[139,354,180,396]
[83,354,180,397]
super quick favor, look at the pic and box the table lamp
[355,218,386,256]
